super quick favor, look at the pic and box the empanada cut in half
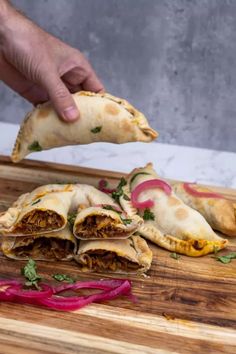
[75,235,152,274]
[120,163,228,257]
[173,183,236,237]
[0,184,74,236]
[1,226,77,261]
[72,184,142,240]
[11,91,158,163]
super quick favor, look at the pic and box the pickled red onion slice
[98,179,116,194]
[183,183,224,199]
[38,280,132,311]
[53,279,125,294]
[6,283,53,299]
[131,179,172,209]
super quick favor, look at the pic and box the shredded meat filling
[14,210,63,233]
[78,250,140,272]
[75,215,128,239]
[13,237,74,259]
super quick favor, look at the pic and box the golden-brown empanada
[72,184,142,240]
[0,184,74,236]
[120,164,228,257]
[1,226,77,261]
[173,183,236,237]
[75,235,152,274]
[11,91,158,163]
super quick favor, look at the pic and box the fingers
[61,49,105,93]
[82,68,104,93]
[40,69,79,122]
[62,66,104,93]
[0,55,48,104]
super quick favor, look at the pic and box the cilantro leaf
[112,177,127,203]
[91,126,102,133]
[120,216,132,225]
[102,205,122,214]
[117,177,127,190]
[31,198,41,206]
[130,172,150,184]
[52,274,75,283]
[123,194,131,201]
[215,252,236,264]
[213,245,220,255]
[143,208,155,221]
[28,141,42,152]
[170,253,180,260]
[21,258,42,289]
[67,213,77,228]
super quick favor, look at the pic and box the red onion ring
[53,279,125,294]
[183,183,224,199]
[0,278,134,312]
[38,280,132,311]
[98,179,116,194]
[131,179,172,209]
[6,283,53,299]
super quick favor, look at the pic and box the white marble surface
[0,122,236,188]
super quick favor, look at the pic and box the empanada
[173,183,236,236]
[75,235,152,274]
[72,184,142,240]
[11,91,158,163]
[0,183,141,240]
[120,164,228,257]
[1,226,77,261]
[0,184,74,236]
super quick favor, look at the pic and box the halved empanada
[120,164,228,257]
[72,184,142,240]
[75,235,152,274]
[173,183,236,237]
[1,226,77,261]
[11,91,158,163]
[0,184,74,236]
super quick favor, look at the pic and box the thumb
[41,71,79,122]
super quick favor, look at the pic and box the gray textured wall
[0,0,236,152]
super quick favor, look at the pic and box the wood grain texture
[0,155,236,354]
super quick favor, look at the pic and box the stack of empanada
[0,183,152,274]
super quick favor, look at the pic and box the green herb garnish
[170,253,180,260]
[28,141,42,152]
[120,216,132,225]
[67,213,77,228]
[52,274,75,283]
[143,208,155,221]
[21,258,42,289]
[123,194,131,201]
[91,126,102,133]
[215,252,236,264]
[130,172,150,184]
[213,245,220,255]
[102,205,122,214]
[112,177,127,203]
[31,198,41,206]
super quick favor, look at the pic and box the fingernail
[63,107,79,121]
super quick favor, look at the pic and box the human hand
[0,2,104,122]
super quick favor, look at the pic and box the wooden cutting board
[0,155,236,354]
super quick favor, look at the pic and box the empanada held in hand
[11,91,158,162]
